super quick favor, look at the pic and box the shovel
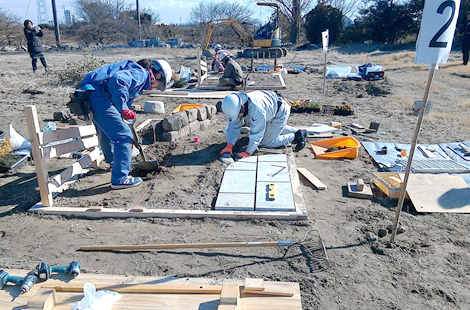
[122,117,160,171]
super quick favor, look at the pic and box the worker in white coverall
[219,91,308,159]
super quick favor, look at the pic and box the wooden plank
[388,176,403,188]
[196,85,286,91]
[41,125,97,145]
[296,168,327,190]
[240,282,294,297]
[29,205,308,220]
[48,148,102,194]
[25,105,53,207]
[135,119,159,132]
[278,72,286,87]
[3,271,301,310]
[26,289,56,310]
[218,306,238,310]
[220,285,239,305]
[148,90,236,99]
[43,283,223,294]
[43,282,290,297]
[43,136,99,159]
[287,152,308,218]
[244,279,264,291]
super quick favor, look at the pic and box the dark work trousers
[463,36,470,65]
[30,52,48,71]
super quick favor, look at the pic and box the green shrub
[56,54,107,85]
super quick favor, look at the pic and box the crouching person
[218,52,243,89]
[219,91,308,160]
[77,59,172,189]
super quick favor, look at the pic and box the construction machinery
[201,2,287,58]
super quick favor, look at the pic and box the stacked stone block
[162,104,218,143]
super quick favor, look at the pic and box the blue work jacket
[80,60,151,112]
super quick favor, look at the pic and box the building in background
[64,10,76,25]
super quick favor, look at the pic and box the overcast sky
[0,0,272,25]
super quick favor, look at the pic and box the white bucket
[413,100,433,115]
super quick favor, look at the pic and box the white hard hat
[219,51,230,62]
[222,93,248,122]
[151,59,173,91]
[214,44,222,51]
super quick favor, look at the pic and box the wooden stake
[390,64,437,243]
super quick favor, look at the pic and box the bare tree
[322,0,364,19]
[0,9,22,46]
[73,0,141,44]
[188,0,255,46]
[188,0,254,25]
[260,0,315,43]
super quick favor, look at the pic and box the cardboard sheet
[406,174,470,213]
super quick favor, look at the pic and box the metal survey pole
[322,52,327,95]
[321,29,329,95]
[51,0,61,46]
[390,64,436,243]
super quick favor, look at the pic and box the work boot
[111,176,142,190]
[294,129,308,151]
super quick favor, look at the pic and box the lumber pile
[2,269,302,310]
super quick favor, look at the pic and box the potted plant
[334,104,354,116]
[307,101,322,113]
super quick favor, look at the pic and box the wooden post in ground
[390,64,436,243]
[25,105,53,207]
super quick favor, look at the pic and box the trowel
[123,117,160,171]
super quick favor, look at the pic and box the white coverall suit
[225,91,298,154]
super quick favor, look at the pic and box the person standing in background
[460,12,470,66]
[23,20,49,73]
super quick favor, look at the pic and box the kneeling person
[219,91,308,159]
[218,52,243,88]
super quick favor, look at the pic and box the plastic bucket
[413,100,433,115]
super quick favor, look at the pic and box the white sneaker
[111,176,142,190]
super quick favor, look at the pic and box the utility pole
[136,0,142,40]
[51,0,61,46]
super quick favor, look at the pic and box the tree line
[1,0,469,48]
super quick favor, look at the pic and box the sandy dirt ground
[1,45,470,309]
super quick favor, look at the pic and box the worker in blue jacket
[78,59,173,189]
[219,91,307,159]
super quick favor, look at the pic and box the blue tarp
[362,141,470,187]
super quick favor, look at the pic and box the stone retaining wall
[159,104,218,143]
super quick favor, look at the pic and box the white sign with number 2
[415,0,461,64]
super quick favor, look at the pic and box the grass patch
[56,54,107,85]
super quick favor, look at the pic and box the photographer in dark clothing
[23,20,49,73]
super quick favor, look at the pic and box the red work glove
[234,152,251,159]
[122,109,135,121]
[219,143,234,156]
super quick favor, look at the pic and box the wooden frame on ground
[195,51,286,91]
[27,129,306,220]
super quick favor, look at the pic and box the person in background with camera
[23,20,49,73]
[77,59,173,189]
[218,52,243,89]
